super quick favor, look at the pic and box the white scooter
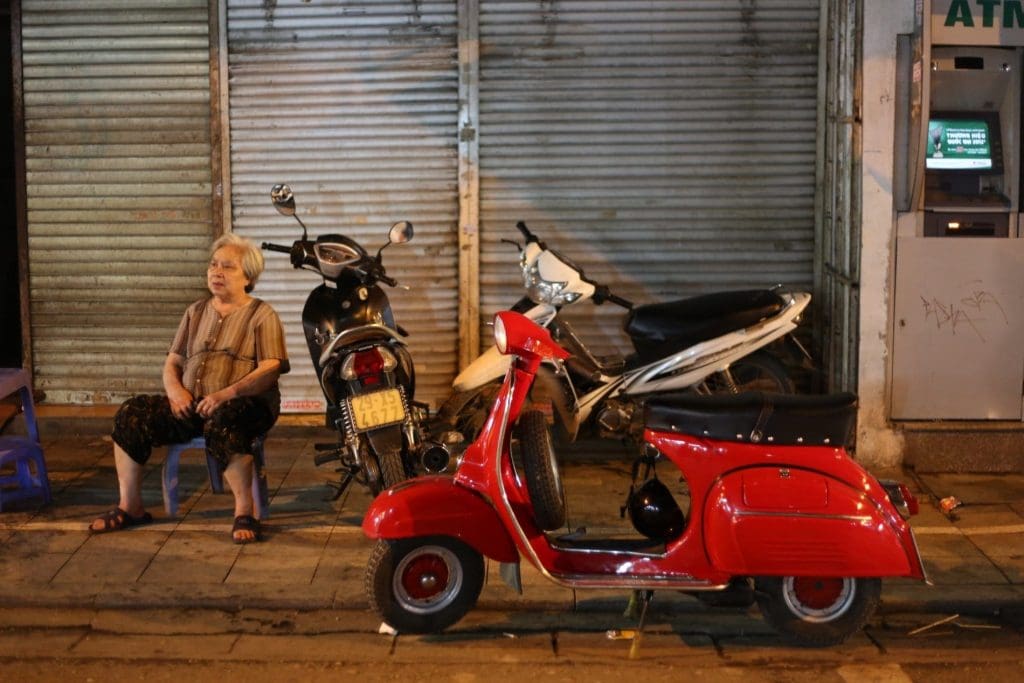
[435,222,812,446]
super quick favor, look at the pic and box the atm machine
[891,4,1024,421]
[923,47,1017,237]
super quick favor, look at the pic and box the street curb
[3,581,1020,618]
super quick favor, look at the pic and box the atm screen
[926,113,1001,172]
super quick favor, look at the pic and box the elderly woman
[90,233,289,543]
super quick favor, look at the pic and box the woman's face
[207,245,251,301]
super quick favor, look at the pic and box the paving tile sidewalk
[0,426,1022,618]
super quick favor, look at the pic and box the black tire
[755,576,881,647]
[517,410,566,531]
[377,449,407,491]
[365,536,484,634]
[703,350,795,395]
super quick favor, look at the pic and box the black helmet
[627,478,685,541]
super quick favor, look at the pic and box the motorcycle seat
[644,391,857,447]
[624,290,785,362]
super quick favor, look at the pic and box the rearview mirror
[389,221,414,245]
[270,184,296,217]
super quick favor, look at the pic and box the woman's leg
[92,394,200,531]
[88,443,146,531]
[223,453,257,542]
[206,397,276,542]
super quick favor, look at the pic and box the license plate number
[348,389,405,431]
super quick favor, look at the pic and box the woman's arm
[163,352,195,418]
[195,358,283,418]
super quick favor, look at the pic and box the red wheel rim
[400,554,450,600]
[791,577,845,610]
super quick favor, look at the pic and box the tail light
[879,479,920,518]
[340,347,398,386]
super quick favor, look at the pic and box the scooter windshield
[314,242,362,279]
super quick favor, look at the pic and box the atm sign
[934,0,1024,45]
[943,0,1024,28]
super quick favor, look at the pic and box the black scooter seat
[624,290,785,362]
[645,391,857,447]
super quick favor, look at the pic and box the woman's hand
[196,388,235,418]
[167,385,195,419]
[163,353,194,418]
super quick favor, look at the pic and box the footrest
[551,531,666,556]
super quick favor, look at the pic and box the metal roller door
[477,0,822,356]
[226,0,460,411]
[21,0,214,403]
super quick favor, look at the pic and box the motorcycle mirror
[270,183,309,242]
[388,221,414,245]
[270,184,296,216]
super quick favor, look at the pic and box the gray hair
[210,233,264,293]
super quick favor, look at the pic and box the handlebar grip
[261,242,291,254]
[515,221,547,250]
[379,274,398,287]
[515,221,539,243]
[593,285,633,309]
[608,292,634,309]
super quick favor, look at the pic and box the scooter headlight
[314,241,361,279]
[522,261,582,306]
[494,315,508,354]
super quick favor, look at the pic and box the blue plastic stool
[0,368,52,512]
[161,435,269,519]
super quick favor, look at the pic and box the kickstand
[628,590,654,660]
[327,467,356,502]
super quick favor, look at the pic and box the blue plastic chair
[0,368,52,512]
[161,435,270,519]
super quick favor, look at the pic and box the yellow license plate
[348,389,406,431]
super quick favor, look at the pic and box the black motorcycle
[263,184,449,498]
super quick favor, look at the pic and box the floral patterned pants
[111,394,276,469]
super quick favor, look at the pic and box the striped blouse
[169,297,290,411]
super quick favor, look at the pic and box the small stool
[161,435,270,519]
[0,368,52,512]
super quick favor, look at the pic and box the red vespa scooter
[363,311,929,647]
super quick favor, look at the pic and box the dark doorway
[1,6,22,368]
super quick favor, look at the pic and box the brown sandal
[90,507,153,534]
[231,514,261,544]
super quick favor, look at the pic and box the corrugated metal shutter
[21,0,213,403]
[478,0,822,356]
[226,0,460,411]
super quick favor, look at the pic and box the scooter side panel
[704,467,918,578]
[362,475,519,563]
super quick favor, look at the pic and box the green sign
[943,0,1024,28]
[933,0,1024,44]
[926,119,993,169]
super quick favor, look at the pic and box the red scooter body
[364,311,927,645]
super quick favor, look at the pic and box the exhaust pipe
[419,441,451,474]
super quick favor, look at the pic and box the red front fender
[362,475,519,563]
